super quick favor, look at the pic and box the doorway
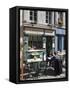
[46,36,52,56]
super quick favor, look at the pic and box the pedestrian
[53,51,60,60]
[51,52,62,76]
[47,51,53,66]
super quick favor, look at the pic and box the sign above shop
[24,30,43,35]
[56,28,65,35]
[24,30,55,36]
[24,26,55,36]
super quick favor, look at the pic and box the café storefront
[22,25,55,62]
[20,24,56,80]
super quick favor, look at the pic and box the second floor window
[46,11,52,24]
[46,12,49,23]
[58,12,63,26]
[30,10,37,23]
[58,12,63,20]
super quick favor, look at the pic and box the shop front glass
[24,35,46,63]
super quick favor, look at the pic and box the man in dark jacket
[51,52,62,76]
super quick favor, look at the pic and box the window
[58,12,63,26]
[28,35,43,49]
[30,11,33,20]
[30,10,37,23]
[58,12,63,21]
[54,12,56,25]
[46,12,49,23]
[46,11,52,24]
[49,12,52,24]
[34,11,37,22]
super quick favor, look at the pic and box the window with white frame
[58,12,63,20]
[58,12,63,26]
[30,10,37,23]
[46,11,52,24]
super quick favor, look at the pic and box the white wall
[24,10,30,22]
[20,10,23,26]
[37,11,46,24]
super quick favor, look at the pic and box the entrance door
[58,36,62,51]
[46,36,52,56]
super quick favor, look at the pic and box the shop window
[28,35,43,49]
[26,35,45,62]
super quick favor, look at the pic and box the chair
[39,61,47,75]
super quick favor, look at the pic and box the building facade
[20,10,66,54]
[20,9,66,80]
[54,12,66,52]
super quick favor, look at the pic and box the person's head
[49,51,53,56]
[54,51,57,56]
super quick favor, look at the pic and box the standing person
[51,52,62,76]
[53,52,60,60]
[47,51,53,66]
